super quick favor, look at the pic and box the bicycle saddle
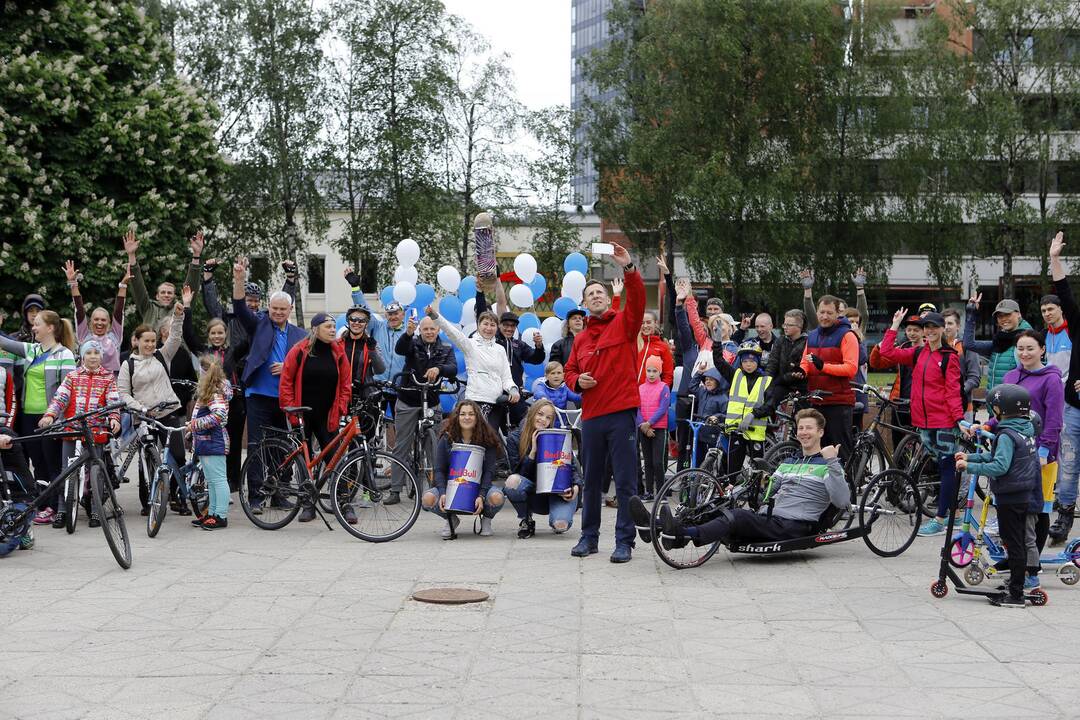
[282,406,312,414]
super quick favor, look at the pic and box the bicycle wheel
[763,440,801,471]
[64,466,82,535]
[651,468,726,569]
[859,468,920,557]
[146,467,170,537]
[186,466,208,518]
[90,460,132,569]
[329,450,420,542]
[239,438,304,530]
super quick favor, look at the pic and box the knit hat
[310,312,333,328]
[79,339,104,357]
[645,355,663,372]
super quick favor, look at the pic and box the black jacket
[1054,276,1080,410]
[766,332,808,390]
[550,334,575,367]
[394,333,457,407]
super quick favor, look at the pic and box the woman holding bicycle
[877,310,964,537]
[505,399,581,538]
[118,303,188,515]
[0,309,77,526]
[423,400,505,538]
[278,313,353,523]
[39,340,121,527]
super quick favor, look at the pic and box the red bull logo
[536,429,574,494]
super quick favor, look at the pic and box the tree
[0,0,224,320]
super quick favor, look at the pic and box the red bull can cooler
[445,443,485,513]
[535,428,574,494]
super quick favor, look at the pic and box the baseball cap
[917,312,945,328]
[917,302,937,315]
[500,311,520,325]
[900,314,922,327]
[384,302,403,313]
[566,307,586,319]
[993,299,1021,316]
[310,312,333,328]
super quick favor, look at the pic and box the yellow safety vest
[724,370,772,441]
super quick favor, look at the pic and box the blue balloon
[413,283,436,310]
[527,273,547,299]
[335,313,347,332]
[553,296,578,320]
[454,347,466,374]
[564,252,589,275]
[518,312,540,332]
[440,296,463,324]
[440,393,458,415]
[459,275,477,300]
[380,286,395,309]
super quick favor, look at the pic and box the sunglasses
[348,317,368,324]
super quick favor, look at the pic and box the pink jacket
[876,329,963,429]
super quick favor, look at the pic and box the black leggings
[638,429,667,495]
[18,413,63,511]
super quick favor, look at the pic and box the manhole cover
[412,588,490,605]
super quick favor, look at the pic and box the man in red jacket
[564,243,644,563]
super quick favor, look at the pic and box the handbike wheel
[239,439,304,530]
[762,440,800,472]
[146,468,169,538]
[90,460,132,569]
[64,470,80,534]
[330,450,420,542]
[651,469,724,570]
[859,468,920,557]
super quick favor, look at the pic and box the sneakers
[250,501,263,516]
[918,518,946,537]
[984,517,1000,536]
[51,512,67,529]
[139,506,150,517]
[479,517,493,536]
[298,505,316,523]
[88,512,101,529]
[1049,505,1075,543]
[570,537,598,557]
[609,544,632,563]
[202,516,227,531]
[191,512,209,527]
[440,515,460,540]
[33,509,54,525]
[988,592,1026,608]
[658,504,690,550]
[1000,576,1041,591]
[342,505,358,525]
[19,527,34,550]
[517,517,536,539]
[384,491,401,506]
[604,497,618,509]
[628,496,653,544]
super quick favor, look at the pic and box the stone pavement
[3,484,1080,719]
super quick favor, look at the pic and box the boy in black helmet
[955,384,1043,608]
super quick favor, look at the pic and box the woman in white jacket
[428,305,519,432]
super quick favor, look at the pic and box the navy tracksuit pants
[580,409,638,547]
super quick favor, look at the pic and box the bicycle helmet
[987,384,1031,420]
[735,340,762,363]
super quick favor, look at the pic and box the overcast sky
[442,0,571,111]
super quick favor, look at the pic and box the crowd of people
[2,229,1078,608]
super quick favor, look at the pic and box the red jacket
[634,334,674,387]
[875,329,963,429]
[279,338,353,432]
[565,269,645,421]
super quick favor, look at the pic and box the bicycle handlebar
[37,401,127,439]
[391,372,461,395]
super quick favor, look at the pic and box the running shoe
[918,518,946,537]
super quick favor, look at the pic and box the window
[360,256,378,294]
[307,255,325,294]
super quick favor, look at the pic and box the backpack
[125,351,170,389]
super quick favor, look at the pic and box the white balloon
[461,298,476,323]
[393,265,418,285]
[436,265,461,293]
[395,238,421,266]
[508,283,534,308]
[562,286,583,304]
[540,316,564,348]
[392,281,416,306]
[562,270,586,296]
[513,253,537,283]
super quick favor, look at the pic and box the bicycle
[392,372,462,495]
[0,402,133,569]
[239,382,421,542]
[133,412,208,537]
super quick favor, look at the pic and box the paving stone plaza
[3,484,1079,720]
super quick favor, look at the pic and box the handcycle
[130,410,208,537]
[0,402,133,569]
[644,454,922,570]
[239,382,421,542]
[391,372,462,495]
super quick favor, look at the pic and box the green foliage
[0,0,224,320]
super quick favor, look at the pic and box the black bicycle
[392,373,461,495]
[0,402,133,569]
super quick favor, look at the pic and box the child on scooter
[956,384,1043,608]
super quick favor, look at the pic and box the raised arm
[183,231,204,293]
[64,260,86,331]
[158,305,185,362]
[432,308,473,361]
[124,229,151,320]
[801,269,818,331]
[231,258,258,334]
[113,264,130,327]
[961,294,993,357]
[202,274,224,320]
[685,294,709,350]
[875,309,918,367]
[852,267,869,327]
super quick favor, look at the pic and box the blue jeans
[920,428,958,519]
[244,393,285,504]
[504,476,578,530]
[422,486,504,519]
[580,409,638,547]
[201,455,229,518]
[1056,404,1080,506]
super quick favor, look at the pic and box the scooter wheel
[963,566,985,586]
[930,580,949,599]
[1028,588,1048,607]
[1059,565,1080,586]
[949,539,974,568]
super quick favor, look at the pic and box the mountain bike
[131,412,208,537]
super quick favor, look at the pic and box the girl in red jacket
[278,313,352,522]
[876,310,964,537]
